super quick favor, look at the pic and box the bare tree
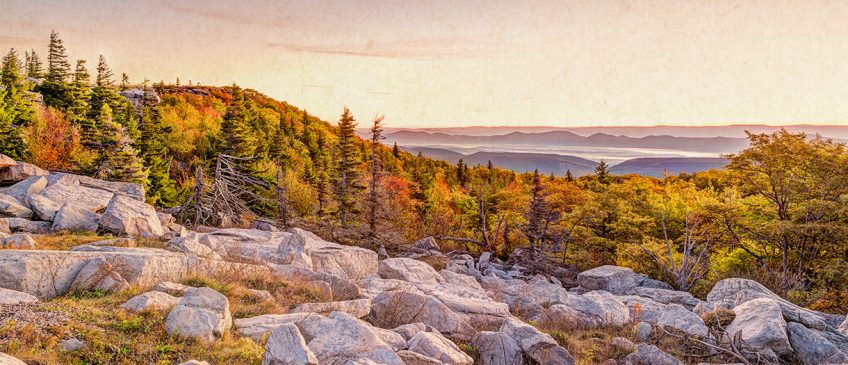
[367,115,385,241]
[639,208,714,291]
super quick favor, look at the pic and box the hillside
[609,157,729,177]
[403,146,599,176]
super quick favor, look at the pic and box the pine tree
[220,85,257,158]
[334,107,361,227]
[138,86,177,205]
[522,169,548,249]
[0,87,30,160]
[95,104,147,184]
[315,132,332,217]
[456,159,467,186]
[95,55,114,87]
[595,159,611,184]
[25,49,44,79]
[486,160,494,183]
[120,73,129,90]
[1,49,24,89]
[392,142,399,158]
[68,59,94,141]
[565,169,574,182]
[367,115,385,240]
[46,30,70,83]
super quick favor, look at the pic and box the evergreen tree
[220,85,257,158]
[138,86,177,205]
[0,87,30,160]
[367,115,385,240]
[392,142,399,158]
[565,169,574,182]
[95,55,114,87]
[522,169,548,249]
[68,59,94,140]
[487,160,494,183]
[1,49,24,88]
[25,49,44,79]
[46,30,70,83]
[95,103,147,184]
[456,159,467,186]
[120,73,129,90]
[315,132,332,217]
[334,107,361,227]
[595,159,611,184]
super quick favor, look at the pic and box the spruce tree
[456,159,466,186]
[221,85,257,158]
[46,30,70,83]
[595,159,611,184]
[95,55,114,87]
[95,104,147,185]
[1,49,24,89]
[315,132,332,217]
[120,73,129,90]
[367,115,384,240]
[138,86,177,205]
[334,107,360,227]
[566,169,574,182]
[68,59,94,141]
[0,87,30,160]
[523,169,548,249]
[25,49,44,78]
[392,142,399,158]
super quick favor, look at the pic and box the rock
[377,245,388,259]
[1,233,36,249]
[52,204,101,231]
[0,194,32,218]
[25,194,60,221]
[634,322,652,342]
[0,154,14,169]
[621,343,681,365]
[396,350,442,365]
[656,304,708,337]
[165,287,232,343]
[87,237,136,247]
[291,299,371,318]
[0,162,47,183]
[244,288,274,302]
[70,257,131,292]
[787,322,848,365]
[1,217,51,233]
[544,291,629,328]
[250,219,279,232]
[166,235,224,260]
[584,290,631,326]
[38,174,114,212]
[725,298,791,358]
[369,290,477,341]
[611,337,637,353]
[577,265,637,295]
[73,174,145,201]
[635,274,674,290]
[408,331,474,364]
[0,287,39,305]
[473,331,524,365]
[500,318,575,365]
[618,295,668,324]
[277,228,379,280]
[4,176,47,204]
[0,352,27,365]
[413,236,440,251]
[506,247,579,287]
[120,291,181,312]
[262,323,318,365]
[154,281,193,296]
[100,194,164,237]
[393,323,428,341]
[178,361,210,365]
[298,311,404,365]
[273,264,363,301]
[234,313,315,342]
[708,278,830,330]
[0,218,7,234]
[59,338,86,352]
[633,287,700,309]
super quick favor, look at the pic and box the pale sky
[2,0,848,127]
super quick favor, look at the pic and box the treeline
[3,32,848,311]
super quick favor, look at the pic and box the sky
[2,0,848,128]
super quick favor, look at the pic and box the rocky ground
[2,154,848,365]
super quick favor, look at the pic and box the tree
[68,59,94,140]
[456,159,467,186]
[595,159,611,184]
[523,169,553,250]
[334,107,361,227]
[1,49,24,89]
[95,103,147,184]
[138,86,177,205]
[25,49,44,79]
[392,142,399,158]
[95,55,114,87]
[566,169,574,182]
[220,85,257,158]
[0,87,31,159]
[46,30,70,83]
[367,115,385,240]
[314,131,332,218]
[120,73,129,90]
[22,107,90,170]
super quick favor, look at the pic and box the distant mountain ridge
[383,130,748,154]
[404,147,728,177]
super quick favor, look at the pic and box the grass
[0,268,330,364]
[31,231,111,250]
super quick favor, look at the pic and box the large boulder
[165,287,232,343]
[621,343,682,365]
[0,352,27,365]
[262,323,318,365]
[1,217,51,233]
[278,228,378,280]
[725,298,792,358]
[120,291,181,313]
[234,313,315,342]
[0,287,39,305]
[26,194,60,221]
[577,265,637,295]
[544,291,629,328]
[0,162,47,184]
[500,319,575,365]
[0,154,15,169]
[369,290,477,341]
[4,176,47,204]
[38,174,113,212]
[99,194,164,237]
[291,299,371,318]
[298,311,404,365]
[656,304,708,337]
[73,174,144,201]
[473,331,524,365]
[0,194,32,218]
[708,278,830,330]
[407,331,473,364]
[632,287,700,309]
[70,257,131,293]
[379,257,444,284]
[1,233,36,249]
[52,204,100,232]
[787,322,848,365]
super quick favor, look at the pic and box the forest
[3,31,848,312]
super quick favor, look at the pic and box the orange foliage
[24,107,93,171]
